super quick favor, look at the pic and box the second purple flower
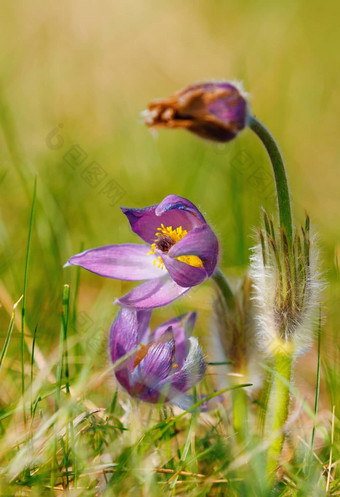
[65,195,219,309]
[109,308,206,409]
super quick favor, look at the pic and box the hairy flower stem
[249,116,293,249]
[266,349,293,480]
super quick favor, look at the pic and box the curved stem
[249,115,293,248]
[266,350,293,481]
[212,268,235,311]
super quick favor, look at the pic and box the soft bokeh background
[0,0,339,408]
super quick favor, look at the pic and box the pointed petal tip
[63,261,71,268]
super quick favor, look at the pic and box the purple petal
[169,394,196,411]
[168,225,219,276]
[109,308,151,364]
[155,195,206,224]
[158,337,206,397]
[131,340,174,391]
[121,195,205,244]
[153,312,196,368]
[66,244,163,281]
[159,252,207,287]
[116,275,190,309]
[109,308,137,391]
[170,393,222,412]
[109,308,152,394]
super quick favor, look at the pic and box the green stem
[267,350,293,480]
[212,268,235,311]
[257,360,274,436]
[232,386,248,444]
[249,115,293,248]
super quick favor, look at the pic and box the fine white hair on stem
[249,225,323,358]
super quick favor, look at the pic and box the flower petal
[109,308,151,363]
[65,244,163,281]
[155,195,206,224]
[109,308,152,394]
[131,340,174,390]
[170,393,222,412]
[169,394,196,411]
[168,225,219,276]
[121,195,205,244]
[153,312,196,368]
[116,275,190,309]
[157,337,206,397]
[159,252,207,287]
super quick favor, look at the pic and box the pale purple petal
[109,308,151,361]
[170,394,221,412]
[109,308,152,394]
[136,310,153,344]
[66,244,163,281]
[116,275,190,309]
[158,337,206,396]
[168,225,219,276]
[153,312,196,368]
[109,308,138,364]
[109,308,138,391]
[169,394,196,411]
[121,195,205,244]
[159,252,207,287]
[131,340,174,390]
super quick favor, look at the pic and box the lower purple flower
[109,307,206,409]
[65,194,219,309]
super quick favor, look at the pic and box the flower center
[148,224,203,269]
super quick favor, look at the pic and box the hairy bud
[250,211,322,356]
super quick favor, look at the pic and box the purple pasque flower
[65,195,219,309]
[144,81,249,143]
[109,307,206,409]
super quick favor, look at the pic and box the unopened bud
[144,81,249,143]
[250,211,322,356]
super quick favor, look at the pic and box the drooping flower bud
[250,211,322,357]
[144,81,249,143]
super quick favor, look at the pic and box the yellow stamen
[147,224,203,269]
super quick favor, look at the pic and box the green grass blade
[309,309,322,470]
[21,176,37,426]
[0,296,22,374]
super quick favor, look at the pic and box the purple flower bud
[109,308,206,409]
[144,81,249,143]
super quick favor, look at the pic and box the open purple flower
[109,307,206,409]
[65,195,219,309]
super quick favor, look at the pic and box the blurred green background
[0,0,339,404]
